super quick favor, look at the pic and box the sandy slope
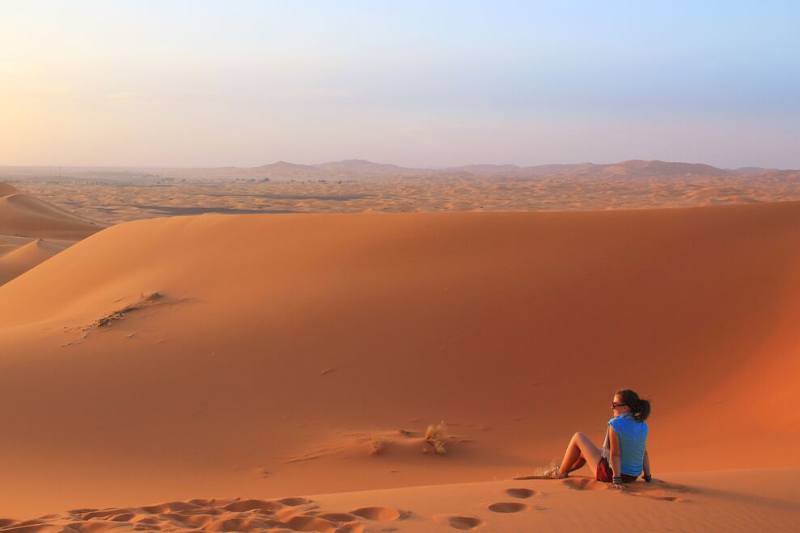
[0,238,72,285]
[0,191,100,239]
[1,203,799,521]
[0,183,101,285]
[2,470,798,532]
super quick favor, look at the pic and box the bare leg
[558,432,602,476]
[566,456,586,473]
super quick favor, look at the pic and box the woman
[545,389,652,487]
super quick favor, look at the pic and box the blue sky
[1,1,799,167]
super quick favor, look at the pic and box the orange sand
[0,202,798,529]
[0,237,72,285]
[0,182,101,285]
[2,470,798,531]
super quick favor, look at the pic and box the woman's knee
[572,432,592,448]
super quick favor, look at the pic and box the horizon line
[0,158,795,172]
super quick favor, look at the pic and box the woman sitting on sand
[545,389,652,487]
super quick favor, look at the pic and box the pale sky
[1,1,799,168]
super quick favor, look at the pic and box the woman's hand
[643,449,652,482]
[610,475,625,489]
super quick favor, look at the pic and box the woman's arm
[643,448,652,481]
[608,427,623,486]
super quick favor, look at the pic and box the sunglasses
[611,402,627,408]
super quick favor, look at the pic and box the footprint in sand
[207,517,245,531]
[223,499,284,512]
[318,512,360,523]
[444,515,483,530]
[335,524,366,533]
[505,488,535,499]
[279,496,312,506]
[562,478,596,491]
[488,502,527,513]
[350,506,404,521]
[182,514,215,528]
[284,514,337,531]
[141,500,200,513]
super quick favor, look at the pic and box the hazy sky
[1,1,799,168]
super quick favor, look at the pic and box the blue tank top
[608,413,648,477]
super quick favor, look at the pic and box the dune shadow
[624,480,799,511]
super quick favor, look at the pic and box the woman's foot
[542,465,567,479]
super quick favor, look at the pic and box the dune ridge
[1,202,799,520]
[0,182,101,285]
[0,238,71,285]
[0,191,100,239]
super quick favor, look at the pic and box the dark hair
[616,389,651,421]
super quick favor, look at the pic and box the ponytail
[633,398,651,421]
[616,389,651,421]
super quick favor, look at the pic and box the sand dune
[0,234,30,256]
[0,238,71,285]
[1,202,799,521]
[0,190,101,239]
[0,183,101,285]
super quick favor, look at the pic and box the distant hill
[152,159,800,181]
[316,159,418,178]
[2,159,798,182]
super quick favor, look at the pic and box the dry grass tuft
[88,292,165,329]
[369,438,386,456]
[424,421,448,455]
